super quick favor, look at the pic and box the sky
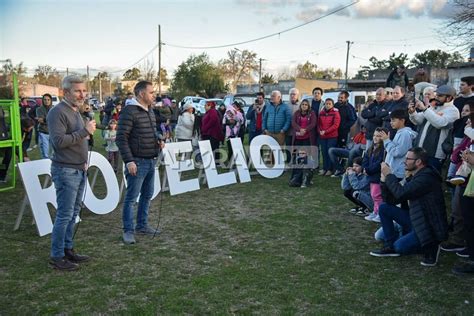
[0,0,463,79]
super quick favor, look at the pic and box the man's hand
[380,130,389,141]
[408,101,416,114]
[127,162,137,176]
[415,99,427,111]
[85,119,96,135]
[37,117,45,124]
[381,162,391,177]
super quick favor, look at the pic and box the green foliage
[410,50,465,68]
[369,53,410,70]
[170,53,225,100]
[353,66,370,80]
[34,65,62,87]
[296,61,344,80]
[122,67,141,81]
[261,73,276,84]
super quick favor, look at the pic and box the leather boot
[64,248,90,263]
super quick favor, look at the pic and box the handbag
[463,171,474,198]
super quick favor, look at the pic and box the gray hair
[271,90,281,98]
[62,75,84,91]
[289,88,299,95]
[423,86,436,94]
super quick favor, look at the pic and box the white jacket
[409,101,460,159]
[175,112,195,140]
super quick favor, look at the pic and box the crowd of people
[0,72,473,275]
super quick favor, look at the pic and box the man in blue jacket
[263,90,292,146]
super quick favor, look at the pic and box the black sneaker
[452,260,474,275]
[440,242,465,252]
[355,208,369,217]
[370,247,400,257]
[421,245,440,267]
[456,248,470,258]
[64,248,90,263]
[49,257,79,271]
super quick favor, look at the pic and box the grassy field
[0,132,473,314]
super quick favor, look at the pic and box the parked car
[179,96,205,113]
[196,98,224,114]
[88,98,100,110]
[222,93,257,117]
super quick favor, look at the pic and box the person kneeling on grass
[341,157,372,216]
[289,149,315,188]
[370,147,449,267]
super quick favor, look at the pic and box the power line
[108,44,159,74]
[162,0,360,49]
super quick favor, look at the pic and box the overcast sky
[0,0,462,78]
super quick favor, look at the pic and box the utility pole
[86,65,90,93]
[158,24,162,96]
[344,40,353,89]
[259,58,263,92]
[99,72,102,103]
[66,68,69,76]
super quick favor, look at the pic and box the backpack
[0,107,10,140]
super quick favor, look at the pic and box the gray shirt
[47,101,90,170]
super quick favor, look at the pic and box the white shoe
[371,215,381,223]
[364,212,376,221]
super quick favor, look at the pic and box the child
[160,119,173,143]
[450,110,474,185]
[447,103,471,180]
[289,149,315,188]
[223,104,243,167]
[104,119,119,173]
[341,156,372,216]
[362,127,387,222]
[381,109,417,180]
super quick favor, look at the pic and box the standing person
[409,84,460,172]
[361,87,385,148]
[175,102,195,142]
[310,87,324,169]
[116,81,162,245]
[334,91,356,148]
[47,75,96,271]
[246,92,266,143]
[318,98,340,176]
[452,76,474,149]
[36,93,53,159]
[104,119,119,173]
[169,99,179,133]
[378,86,410,140]
[201,101,224,163]
[386,65,409,89]
[223,102,244,167]
[263,90,292,146]
[291,99,317,155]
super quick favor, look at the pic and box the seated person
[289,149,315,188]
[329,126,367,177]
[341,157,372,216]
[370,147,449,267]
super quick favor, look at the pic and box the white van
[30,95,60,106]
[303,90,375,113]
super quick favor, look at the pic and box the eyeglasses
[405,157,418,161]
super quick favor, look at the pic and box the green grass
[0,129,473,314]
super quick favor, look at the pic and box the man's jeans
[122,158,155,233]
[38,132,50,159]
[379,203,421,254]
[329,146,363,172]
[50,166,86,259]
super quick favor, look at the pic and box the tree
[158,68,169,85]
[34,65,62,87]
[353,66,370,80]
[170,53,225,100]
[410,49,465,68]
[442,0,473,53]
[218,49,259,92]
[296,61,318,79]
[1,60,27,81]
[261,73,276,84]
[122,67,141,81]
[369,53,410,70]
[140,59,155,82]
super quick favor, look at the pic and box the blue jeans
[379,203,421,254]
[50,166,86,259]
[319,138,337,171]
[38,132,50,159]
[122,158,155,233]
[328,147,362,171]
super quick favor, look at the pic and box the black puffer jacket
[382,166,448,247]
[116,102,159,163]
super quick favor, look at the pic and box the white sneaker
[371,214,381,223]
[364,212,377,221]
